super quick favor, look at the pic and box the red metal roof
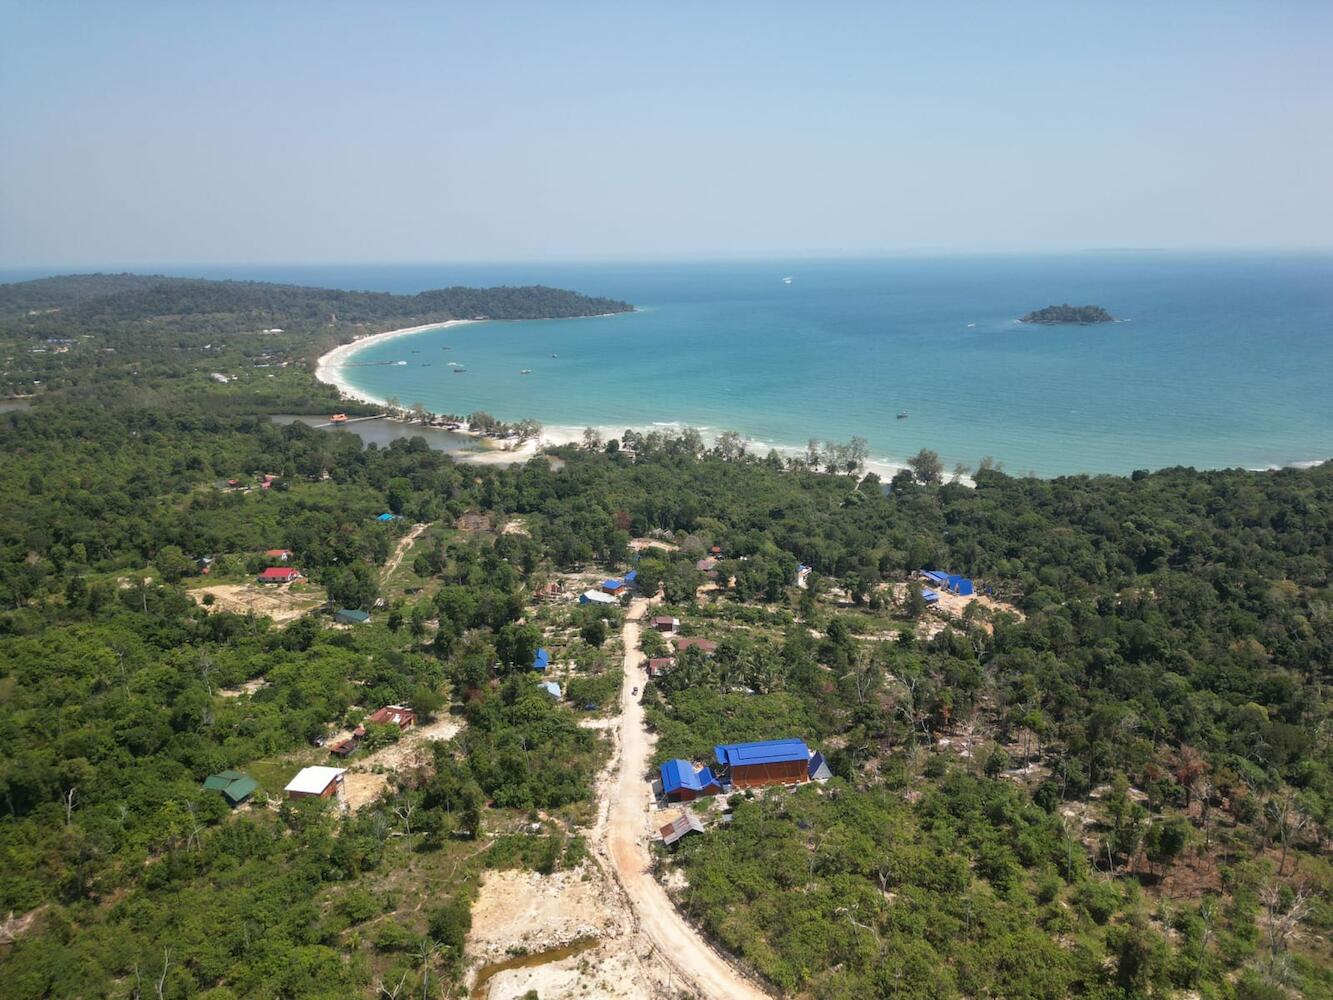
[368,705,416,728]
[258,567,300,582]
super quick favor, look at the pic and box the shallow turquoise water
[316,254,1332,476]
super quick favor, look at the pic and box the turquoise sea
[41,254,1333,477]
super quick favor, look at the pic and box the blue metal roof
[660,759,694,793]
[532,648,550,671]
[922,569,948,583]
[541,681,562,698]
[624,570,637,583]
[714,739,810,768]
[921,588,940,602]
[602,578,623,589]
[660,759,720,793]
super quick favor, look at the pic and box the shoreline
[314,319,478,407]
[315,319,543,463]
[314,322,1330,481]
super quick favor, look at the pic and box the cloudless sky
[2,1,1331,268]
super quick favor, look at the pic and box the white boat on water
[521,369,533,374]
[782,276,793,284]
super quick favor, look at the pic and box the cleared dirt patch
[467,867,652,1000]
[629,537,677,553]
[340,716,465,811]
[190,582,326,624]
[218,678,268,699]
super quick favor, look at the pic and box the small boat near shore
[897,411,909,419]
[521,369,532,374]
[453,367,467,373]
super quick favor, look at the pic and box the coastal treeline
[0,274,1329,998]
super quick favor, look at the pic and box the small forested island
[1020,303,1115,325]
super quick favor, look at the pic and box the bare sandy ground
[339,716,464,810]
[628,538,678,553]
[189,582,326,624]
[468,868,653,1000]
[218,678,268,699]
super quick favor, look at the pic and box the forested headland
[0,274,1328,999]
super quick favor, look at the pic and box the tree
[844,436,869,475]
[581,618,607,648]
[906,449,943,485]
[1144,816,1190,877]
[495,622,541,672]
[154,545,194,584]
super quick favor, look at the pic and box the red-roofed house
[647,657,675,677]
[257,567,302,584]
[368,705,417,731]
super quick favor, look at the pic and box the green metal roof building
[203,770,260,806]
[335,608,371,624]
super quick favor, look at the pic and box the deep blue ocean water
[12,254,1332,476]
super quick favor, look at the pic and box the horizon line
[5,245,1333,278]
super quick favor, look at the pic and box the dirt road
[600,597,771,1000]
[382,522,428,582]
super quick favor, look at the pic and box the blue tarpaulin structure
[541,681,562,698]
[949,575,974,596]
[376,513,396,522]
[714,739,810,768]
[921,588,940,604]
[624,570,637,585]
[532,648,550,672]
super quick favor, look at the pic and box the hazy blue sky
[2,2,1330,268]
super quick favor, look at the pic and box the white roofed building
[284,765,346,800]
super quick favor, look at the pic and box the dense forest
[0,275,1328,998]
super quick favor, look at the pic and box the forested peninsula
[1021,303,1115,324]
[0,274,1329,1000]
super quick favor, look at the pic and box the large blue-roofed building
[532,648,550,672]
[713,738,811,788]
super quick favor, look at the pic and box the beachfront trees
[907,448,944,484]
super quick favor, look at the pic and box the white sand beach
[314,319,477,407]
[315,320,542,464]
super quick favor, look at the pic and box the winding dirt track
[600,598,771,1000]
[382,522,428,581]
